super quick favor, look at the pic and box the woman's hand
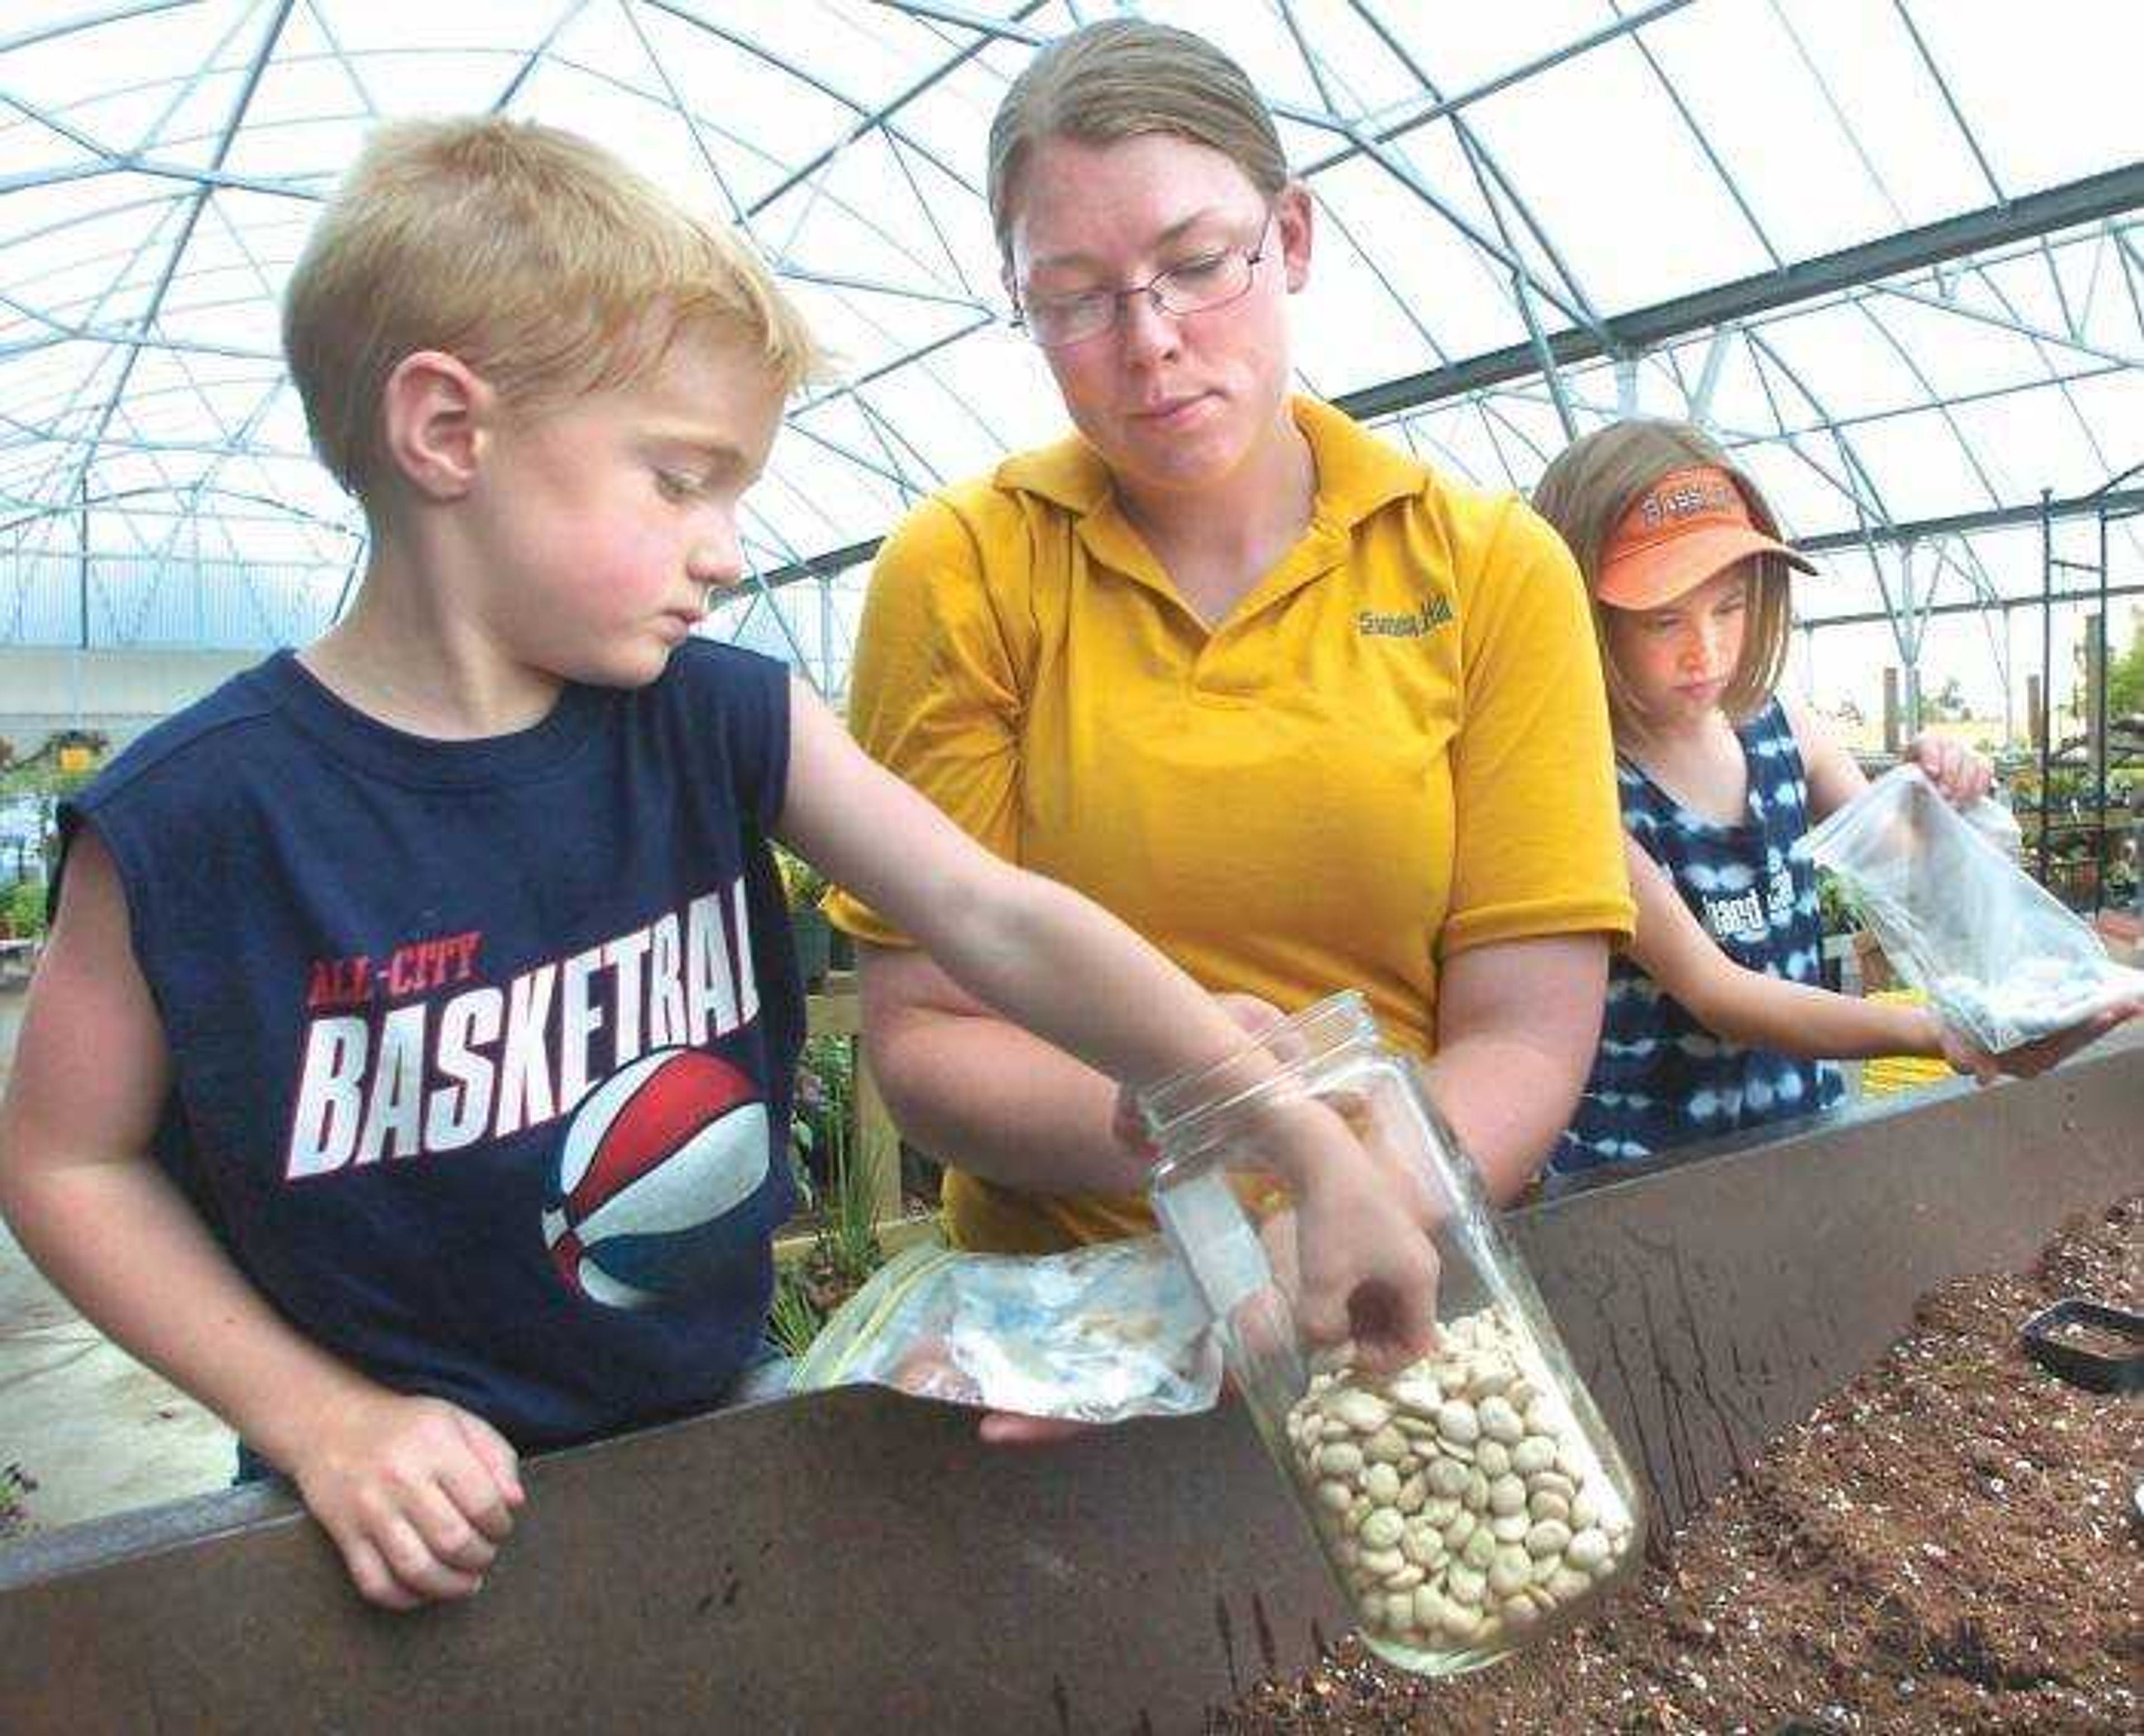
[1904,732,1994,807]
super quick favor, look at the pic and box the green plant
[818,1073,883,1288]
[1815,868,1856,937]
[768,1268,824,1360]
[2108,618,2142,721]
[772,842,829,912]
[790,1032,855,1188]
[0,1462,35,1538]
[1,878,46,941]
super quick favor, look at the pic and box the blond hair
[986,20,1288,268]
[284,116,823,503]
[1532,419,1795,731]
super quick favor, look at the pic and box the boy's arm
[777,680,1439,1365]
[0,829,521,1608]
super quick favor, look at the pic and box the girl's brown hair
[1532,418,1796,732]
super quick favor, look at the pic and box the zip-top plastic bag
[1810,765,2144,1052]
[789,1233,1223,1422]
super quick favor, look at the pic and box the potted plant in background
[776,845,832,988]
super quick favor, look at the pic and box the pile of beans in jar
[1282,1304,1636,1665]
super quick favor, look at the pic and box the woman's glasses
[1012,210,1274,349]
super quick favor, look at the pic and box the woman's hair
[985,20,1288,268]
[1532,418,1795,729]
[284,116,823,503]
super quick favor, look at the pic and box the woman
[825,19,1633,1243]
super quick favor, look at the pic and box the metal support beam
[742,490,2144,603]
[1797,487,2144,554]
[1333,165,2144,425]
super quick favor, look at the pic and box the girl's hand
[1934,1001,2142,1084]
[1904,733,1994,807]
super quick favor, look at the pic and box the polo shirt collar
[994,394,1425,527]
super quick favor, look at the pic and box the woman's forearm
[862,981,1149,1198]
[1421,1034,1587,1205]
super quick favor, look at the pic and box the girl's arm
[1781,694,1872,824]
[1621,831,1989,1063]
[1628,834,2129,1081]
[778,680,1438,1364]
[1622,835,1946,1062]
[1783,693,1992,819]
[0,831,522,1609]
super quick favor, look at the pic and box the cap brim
[1596,524,1817,611]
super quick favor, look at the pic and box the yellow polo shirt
[827,396,1632,1253]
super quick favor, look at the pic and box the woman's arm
[1423,934,1609,1204]
[856,942,1143,1197]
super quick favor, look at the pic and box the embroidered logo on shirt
[1356,596,1454,639]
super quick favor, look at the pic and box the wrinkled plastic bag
[789,1233,1224,1422]
[1810,765,2144,1052]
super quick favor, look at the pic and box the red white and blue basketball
[545,1047,772,1310]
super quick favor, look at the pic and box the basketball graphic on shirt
[545,1047,771,1310]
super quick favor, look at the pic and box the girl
[1532,419,2133,1174]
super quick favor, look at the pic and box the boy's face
[470,327,786,689]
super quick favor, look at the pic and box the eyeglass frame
[1007,207,1277,349]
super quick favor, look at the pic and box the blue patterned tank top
[1553,698,1842,1175]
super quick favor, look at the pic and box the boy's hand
[286,1388,525,1611]
[1252,1097,1441,1374]
[1111,992,1291,1155]
[1904,733,1994,807]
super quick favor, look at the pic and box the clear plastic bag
[1809,766,2144,1052]
[788,1234,1224,1422]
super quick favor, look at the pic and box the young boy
[0,118,1439,1612]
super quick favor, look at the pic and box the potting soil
[1215,1196,2143,1734]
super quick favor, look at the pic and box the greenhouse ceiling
[1,0,2138,704]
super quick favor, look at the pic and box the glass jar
[1140,991,1644,1675]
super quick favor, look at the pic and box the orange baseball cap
[1595,464,1814,611]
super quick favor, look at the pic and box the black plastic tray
[2019,1296,2144,1394]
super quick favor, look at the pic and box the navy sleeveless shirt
[1553,698,1842,1174]
[61,642,805,1449]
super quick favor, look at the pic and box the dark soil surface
[1218,1197,2143,1734]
